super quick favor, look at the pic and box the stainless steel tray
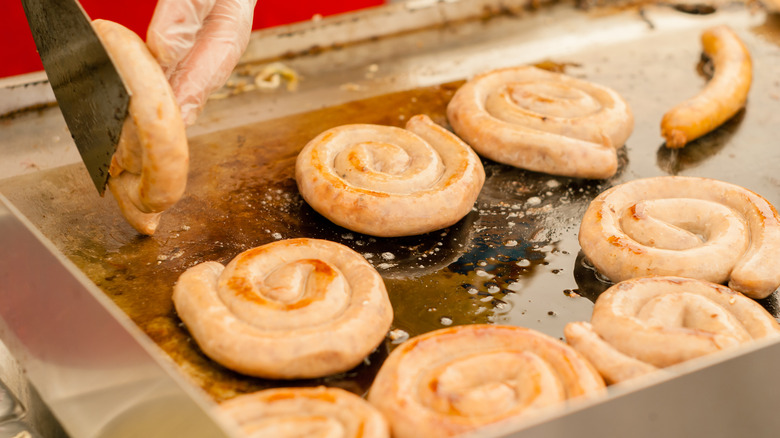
[2,1,780,436]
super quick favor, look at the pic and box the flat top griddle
[2,0,780,412]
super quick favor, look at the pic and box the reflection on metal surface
[299,206,479,280]
[0,340,68,438]
[96,393,227,438]
[572,251,612,304]
[0,379,24,424]
[0,421,40,438]
[0,197,233,438]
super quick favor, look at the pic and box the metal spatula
[21,0,130,195]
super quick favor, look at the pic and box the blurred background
[0,0,387,79]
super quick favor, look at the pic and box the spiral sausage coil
[368,325,605,438]
[219,387,389,438]
[173,238,393,379]
[447,66,633,179]
[295,114,485,237]
[565,277,780,384]
[579,176,780,299]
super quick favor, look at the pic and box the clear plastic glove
[147,0,258,125]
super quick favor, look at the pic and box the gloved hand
[146,0,258,125]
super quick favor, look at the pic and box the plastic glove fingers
[147,0,218,77]
[168,0,257,125]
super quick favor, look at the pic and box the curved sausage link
[661,25,752,148]
[446,66,634,179]
[93,20,189,235]
[565,277,780,384]
[295,114,485,237]
[579,176,780,299]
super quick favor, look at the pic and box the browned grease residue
[751,14,780,48]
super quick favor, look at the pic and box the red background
[1,0,384,79]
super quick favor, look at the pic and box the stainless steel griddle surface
[1,0,780,409]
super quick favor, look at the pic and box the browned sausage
[368,324,605,438]
[94,19,189,235]
[219,387,390,438]
[565,277,780,384]
[447,66,634,179]
[578,176,780,299]
[295,114,485,237]
[661,25,752,148]
[173,238,393,379]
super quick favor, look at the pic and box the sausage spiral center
[486,81,607,138]
[220,257,350,330]
[329,128,445,194]
[418,350,566,419]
